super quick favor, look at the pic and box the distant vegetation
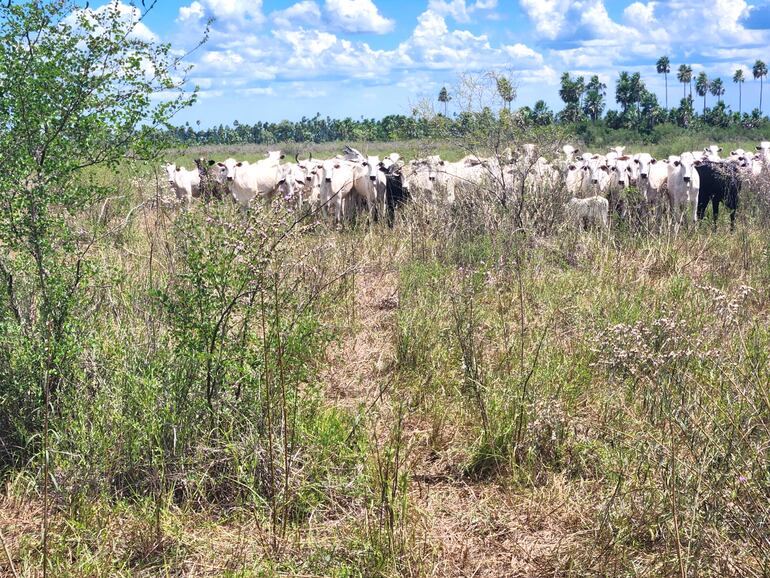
[169,58,770,149]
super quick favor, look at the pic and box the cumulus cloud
[324,0,394,33]
[66,1,158,42]
[519,0,571,40]
[503,43,544,64]
[272,1,322,28]
[177,0,264,25]
[177,1,205,22]
[428,0,499,22]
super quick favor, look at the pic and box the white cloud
[503,43,544,64]
[272,1,322,28]
[428,0,499,22]
[177,0,264,25]
[324,0,394,33]
[177,1,205,22]
[66,1,158,43]
[519,0,571,40]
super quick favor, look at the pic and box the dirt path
[320,265,586,577]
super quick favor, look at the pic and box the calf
[695,160,741,229]
[565,196,609,230]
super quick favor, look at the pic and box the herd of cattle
[163,141,770,228]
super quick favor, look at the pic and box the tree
[532,100,554,126]
[495,75,515,111]
[752,60,768,114]
[616,71,634,113]
[709,77,725,105]
[677,64,692,98]
[733,69,745,114]
[629,72,645,113]
[583,75,606,122]
[640,89,663,130]
[558,72,585,122]
[656,55,671,109]
[696,72,710,114]
[0,0,197,493]
[438,86,451,116]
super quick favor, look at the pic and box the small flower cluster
[592,313,716,381]
[695,283,754,323]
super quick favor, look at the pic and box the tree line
[169,57,770,146]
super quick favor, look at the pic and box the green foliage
[0,0,196,468]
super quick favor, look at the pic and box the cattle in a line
[163,139,770,229]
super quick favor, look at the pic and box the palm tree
[496,76,515,112]
[696,72,709,113]
[733,69,745,114]
[677,64,692,99]
[438,86,451,116]
[753,60,768,113]
[710,77,724,105]
[656,56,671,109]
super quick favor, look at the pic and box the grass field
[163,138,767,168]
[2,145,770,577]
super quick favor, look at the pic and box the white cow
[585,155,611,195]
[229,151,285,208]
[756,141,770,164]
[565,196,609,229]
[565,161,588,196]
[320,158,356,222]
[666,152,700,222]
[703,145,722,161]
[402,156,449,203]
[634,153,668,203]
[165,163,200,203]
[562,144,581,167]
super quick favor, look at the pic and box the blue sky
[121,0,770,127]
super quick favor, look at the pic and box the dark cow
[194,157,228,202]
[380,165,408,227]
[695,160,741,229]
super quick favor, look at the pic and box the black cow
[194,157,228,201]
[381,165,409,227]
[694,160,741,229]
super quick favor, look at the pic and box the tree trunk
[665,73,668,109]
